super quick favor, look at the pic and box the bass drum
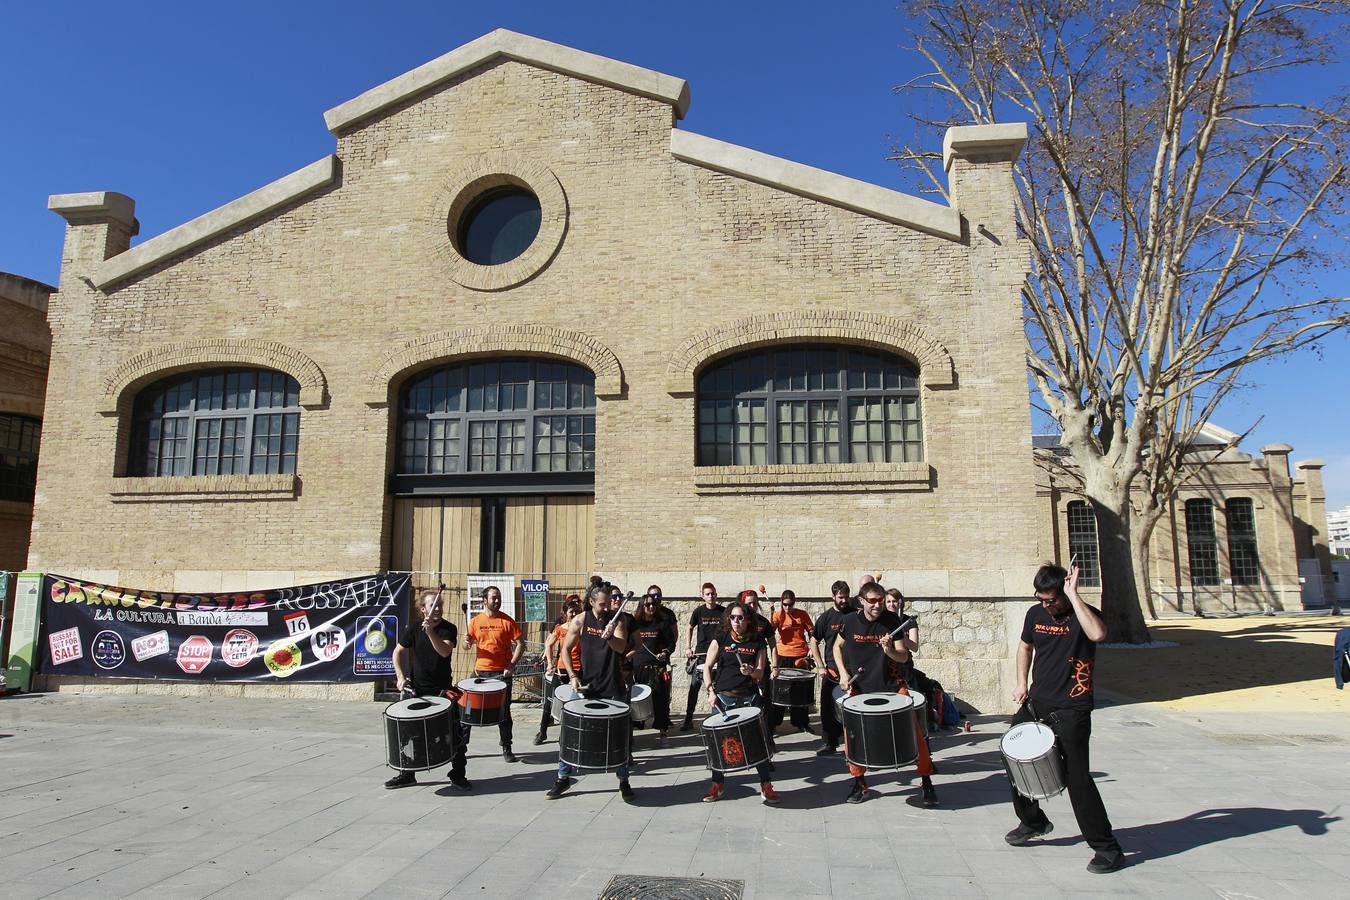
[559,698,631,772]
[384,695,458,772]
[841,692,919,770]
[701,705,773,773]
[1001,722,1065,800]
[771,669,816,708]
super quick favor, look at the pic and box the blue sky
[2,1,1345,507]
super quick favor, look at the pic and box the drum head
[385,695,453,718]
[457,677,507,694]
[562,698,629,718]
[554,685,581,704]
[1001,722,1056,760]
[842,692,912,714]
[703,705,761,729]
[630,683,652,702]
[777,669,813,682]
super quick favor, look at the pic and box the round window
[455,187,542,266]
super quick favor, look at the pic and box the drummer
[700,601,779,804]
[535,594,583,745]
[630,584,678,746]
[738,590,776,713]
[464,585,524,763]
[834,582,938,807]
[810,580,854,755]
[546,585,636,801]
[681,582,725,731]
[384,588,471,791]
[883,588,919,689]
[767,589,815,735]
[1005,563,1124,874]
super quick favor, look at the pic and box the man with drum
[834,582,938,807]
[546,585,636,801]
[535,594,583,745]
[810,580,854,755]
[681,582,725,732]
[631,584,678,746]
[766,589,815,735]
[700,601,779,804]
[464,585,524,763]
[384,588,471,790]
[1004,563,1124,874]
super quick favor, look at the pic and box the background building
[1327,505,1350,558]
[0,273,52,573]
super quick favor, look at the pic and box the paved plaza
[3,643,1348,900]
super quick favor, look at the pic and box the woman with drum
[384,588,471,791]
[1004,564,1124,874]
[833,582,938,807]
[699,602,780,804]
[630,585,678,747]
[766,589,815,735]
[535,594,583,745]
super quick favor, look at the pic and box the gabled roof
[324,29,690,134]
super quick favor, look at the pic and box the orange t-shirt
[468,612,521,671]
[551,622,582,672]
[771,607,813,658]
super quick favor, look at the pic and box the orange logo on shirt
[1069,657,1094,698]
[721,737,745,766]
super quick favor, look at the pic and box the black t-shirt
[748,611,773,645]
[634,608,677,670]
[837,609,903,694]
[688,604,726,653]
[813,606,852,670]
[712,633,767,695]
[399,620,458,694]
[1021,604,1097,710]
[581,609,632,701]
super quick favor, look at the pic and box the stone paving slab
[2,691,1347,899]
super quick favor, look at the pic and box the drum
[456,677,508,726]
[551,683,581,723]
[701,705,773,773]
[384,695,458,772]
[832,684,848,717]
[559,698,631,771]
[629,683,655,723]
[1001,722,1065,800]
[771,669,816,708]
[841,692,919,770]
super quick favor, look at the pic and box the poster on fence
[37,573,409,682]
[465,574,516,618]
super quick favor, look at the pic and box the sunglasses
[728,614,746,620]
[647,593,662,599]
[641,600,657,606]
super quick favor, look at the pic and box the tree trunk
[1130,525,1159,619]
[1091,498,1153,643]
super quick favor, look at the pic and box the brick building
[0,273,52,572]
[33,31,1042,709]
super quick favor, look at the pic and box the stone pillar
[47,192,138,282]
[1294,459,1332,606]
[1261,444,1299,610]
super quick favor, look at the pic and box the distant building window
[1226,497,1261,586]
[1185,498,1220,587]
[697,347,921,466]
[1065,500,1101,587]
[130,369,300,477]
[398,359,595,474]
[0,413,41,502]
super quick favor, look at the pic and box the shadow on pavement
[1043,806,1342,860]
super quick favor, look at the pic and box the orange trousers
[844,683,935,779]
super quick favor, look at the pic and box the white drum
[1001,722,1065,800]
[551,683,581,722]
[629,683,655,723]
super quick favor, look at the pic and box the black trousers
[684,663,705,722]
[1008,703,1121,853]
[468,669,513,748]
[635,664,673,731]
[766,655,811,730]
[538,672,561,733]
[819,671,843,746]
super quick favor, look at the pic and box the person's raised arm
[605,614,629,656]
[1065,564,1108,642]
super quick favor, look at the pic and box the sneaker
[1087,851,1125,874]
[447,773,472,791]
[702,783,725,803]
[532,731,546,746]
[619,781,635,802]
[502,746,518,763]
[846,780,868,804]
[1005,821,1054,846]
[545,778,573,800]
[657,733,668,748]
[680,718,694,732]
[921,778,939,808]
[816,744,838,757]
[799,724,816,735]
[383,772,416,789]
[761,783,780,805]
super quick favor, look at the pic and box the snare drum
[559,698,631,771]
[841,692,919,770]
[384,695,459,772]
[771,669,816,708]
[1001,722,1065,800]
[456,677,508,726]
[551,683,581,723]
[701,705,773,772]
[832,684,848,717]
[629,683,655,723]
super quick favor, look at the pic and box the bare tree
[895,0,1349,641]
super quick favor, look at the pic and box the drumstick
[885,615,918,641]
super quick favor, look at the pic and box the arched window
[696,346,921,466]
[1065,500,1101,587]
[130,369,300,477]
[1226,497,1261,586]
[1184,498,1220,586]
[0,413,41,501]
[397,359,595,475]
